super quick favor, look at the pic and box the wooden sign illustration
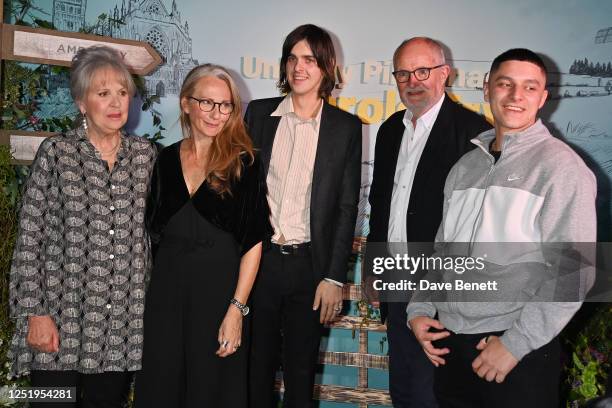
[0,22,162,163]
[0,130,56,164]
[1,24,162,75]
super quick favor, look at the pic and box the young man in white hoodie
[407,48,596,407]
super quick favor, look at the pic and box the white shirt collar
[402,93,445,131]
[271,94,323,131]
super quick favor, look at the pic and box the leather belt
[270,242,311,256]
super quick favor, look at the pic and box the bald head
[392,36,450,120]
[393,37,446,69]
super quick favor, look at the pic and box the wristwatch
[230,298,250,316]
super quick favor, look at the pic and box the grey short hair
[70,46,136,103]
[393,37,446,68]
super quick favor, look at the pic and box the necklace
[91,134,121,156]
[99,141,120,156]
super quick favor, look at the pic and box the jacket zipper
[449,144,499,315]
[467,143,503,254]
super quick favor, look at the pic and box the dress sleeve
[9,138,57,318]
[234,154,272,256]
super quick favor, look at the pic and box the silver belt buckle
[279,244,293,255]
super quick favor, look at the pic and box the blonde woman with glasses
[135,64,270,408]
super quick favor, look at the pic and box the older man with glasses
[366,37,490,407]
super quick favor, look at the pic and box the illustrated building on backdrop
[52,0,198,96]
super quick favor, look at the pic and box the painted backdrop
[19,0,612,406]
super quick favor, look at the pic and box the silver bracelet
[230,298,250,316]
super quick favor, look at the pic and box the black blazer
[245,97,362,284]
[367,95,490,319]
[368,95,491,244]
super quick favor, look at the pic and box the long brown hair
[179,64,254,195]
[277,24,336,98]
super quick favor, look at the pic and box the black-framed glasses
[188,96,234,115]
[392,64,446,83]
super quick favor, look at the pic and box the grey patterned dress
[8,126,157,376]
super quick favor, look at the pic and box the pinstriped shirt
[266,95,323,244]
[8,127,156,376]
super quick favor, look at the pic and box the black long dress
[135,141,270,408]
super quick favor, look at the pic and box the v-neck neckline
[177,140,207,199]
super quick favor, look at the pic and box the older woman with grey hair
[9,46,156,408]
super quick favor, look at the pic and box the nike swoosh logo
[507,175,522,181]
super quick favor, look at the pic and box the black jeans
[386,302,438,408]
[248,248,322,408]
[433,332,560,408]
[30,370,132,408]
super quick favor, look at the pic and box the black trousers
[248,248,322,408]
[29,370,132,408]
[386,302,438,408]
[433,332,560,408]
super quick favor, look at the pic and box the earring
[82,113,88,131]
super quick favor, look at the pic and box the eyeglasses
[188,96,234,115]
[392,64,446,83]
